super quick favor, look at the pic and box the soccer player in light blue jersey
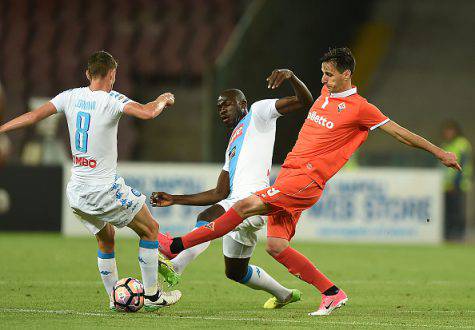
[0,51,181,311]
[151,69,314,309]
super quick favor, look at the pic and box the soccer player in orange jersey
[166,47,461,316]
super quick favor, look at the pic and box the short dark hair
[87,51,118,78]
[221,89,247,103]
[320,47,355,74]
[442,119,463,136]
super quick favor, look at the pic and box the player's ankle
[170,237,184,254]
[323,285,339,296]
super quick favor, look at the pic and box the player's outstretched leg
[96,223,119,310]
[266,237,348,316]
[128,205,182,311]
[223,251,301,309]
[170,195,268,253]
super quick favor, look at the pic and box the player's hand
[157,92,175,109]
[438,151,462,171]
[266,69,293,89]
[150,191,174,207]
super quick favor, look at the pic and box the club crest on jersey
[229,123,244,145]
[338,102,346,112]
[131,189,141,197]
[266,188,280,197]
[229,146,236,159]
[204,222,215,231]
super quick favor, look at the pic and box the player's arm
[150,170,230,207]
[0,102,57,134]
[379,120,462,171]
[267,69,313,115]
[123,92,174,120]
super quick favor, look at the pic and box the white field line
[0,308,474,329]
[0,279,471,286]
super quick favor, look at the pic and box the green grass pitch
[0,233,474,329]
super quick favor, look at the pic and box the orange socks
[273,246,334,293]
[180,208,244,250]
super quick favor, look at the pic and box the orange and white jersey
[284,85,389,186]
[50,87,132,185]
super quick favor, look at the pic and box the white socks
[240,265,291,302]
[171,222,211,274]
[97,251,118,301]
[171,241,211,274]
[138,240,159,296]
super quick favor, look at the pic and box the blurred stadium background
[1,1,475,328]
[0,0,473,240]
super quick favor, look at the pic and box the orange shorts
[255,167,323,241]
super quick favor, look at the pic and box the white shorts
[218,196,266,259]
[66,177,146,235]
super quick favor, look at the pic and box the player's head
[217,89,247,128]
[320,47,355,93]
[441,119,463,141]
[86,51,118,91]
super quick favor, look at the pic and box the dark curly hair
[320,47,356,74]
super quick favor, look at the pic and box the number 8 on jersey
[75,111,91,152]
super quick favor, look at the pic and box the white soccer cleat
[308,290,348,316]
[144,289,182,311]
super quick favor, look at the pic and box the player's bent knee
[145,220,159,239]
[266,239,288,257]
[96,224,115,249]
[233,196,265,217]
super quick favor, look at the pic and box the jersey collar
[330,87,357,98]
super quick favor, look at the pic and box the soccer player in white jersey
[0,51,181,311]
[150,69,313,308]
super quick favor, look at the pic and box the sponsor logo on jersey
[228,123,244,145]
[73,155,97,168]
[307,111,335,129]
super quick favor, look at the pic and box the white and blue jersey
[50,87,132,185]
[51,87,145,235]
[223,99,281,199]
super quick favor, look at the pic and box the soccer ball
[111,277,144,312]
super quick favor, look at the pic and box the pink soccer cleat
[157,232,177,259]
[309,289,348,316]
